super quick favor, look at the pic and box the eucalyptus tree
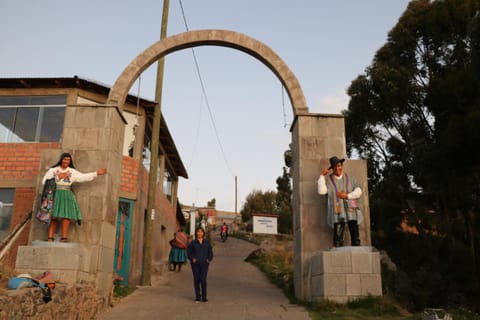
[345,0,480,307]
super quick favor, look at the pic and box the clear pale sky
[1,1,411,212]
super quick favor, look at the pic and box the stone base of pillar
[15,242,95,286]
[310,247,382,303]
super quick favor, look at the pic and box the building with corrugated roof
[0,76,187,285]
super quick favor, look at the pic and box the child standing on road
[187,227,213,303]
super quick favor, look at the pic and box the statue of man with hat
[317,156,363,247]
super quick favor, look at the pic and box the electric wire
[178,0,235,178]
[281,85,289,128]
[187,93,203,169]
[135,76,141,126]
[132,75,142,149]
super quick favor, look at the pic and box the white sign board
[253,215,278,234]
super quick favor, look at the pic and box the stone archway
[106,29,308,115]
[106,29,310,299]
[106,29,374,302]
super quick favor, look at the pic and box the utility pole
[235,175,238,215]
[141,0,170,286]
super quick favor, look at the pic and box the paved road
[97,235,310,320]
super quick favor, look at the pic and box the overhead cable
[281,85,290,128]
[187,93,203,169]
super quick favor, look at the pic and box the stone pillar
[18,104,126,296]
[292,113,372,301]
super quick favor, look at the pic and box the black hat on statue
[328,156,345,170]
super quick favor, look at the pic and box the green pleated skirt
[52,189,82,221]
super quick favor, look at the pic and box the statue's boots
[348,220,361,246]
[333,222,346,247]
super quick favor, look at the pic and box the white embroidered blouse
[42,166,98,188]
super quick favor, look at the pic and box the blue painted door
[114,198,133,285]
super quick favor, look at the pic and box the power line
[281,85,290,128]
[178,0,235,178]
[187,93,203,169]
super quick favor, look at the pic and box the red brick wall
[120,156,139,194]
[0,142,59,269]
[0,143,60,182]
[140,165,149,194]
[10,188,35,227]
[134,164,175,224]
[2,188,35,269]
[156,189,176,226]
[120,156,175,224]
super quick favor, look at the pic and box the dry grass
[238,232,422,319]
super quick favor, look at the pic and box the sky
[1,0,411,212]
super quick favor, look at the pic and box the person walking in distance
[317,156,363,247]
[41,152,107,243]
[187,227,213,303]
[220,222,228,241]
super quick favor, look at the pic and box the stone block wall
[30,150,65,243]
[23,104,125,296]
[15,245,93,285]
[310,250,382,303]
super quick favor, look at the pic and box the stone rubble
[0,283,109,320]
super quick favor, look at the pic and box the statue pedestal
[15,241,93,285]
[310,247,382,303]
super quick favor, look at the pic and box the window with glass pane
[15,107,39,141]
[0,188,14,241]
[40,107,65,141]
[0,95,66,142]
[0,108,16,142]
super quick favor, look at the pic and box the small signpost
[252,213,278,235]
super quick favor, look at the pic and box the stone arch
[107,29,308,115]
[107,29,366,302]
